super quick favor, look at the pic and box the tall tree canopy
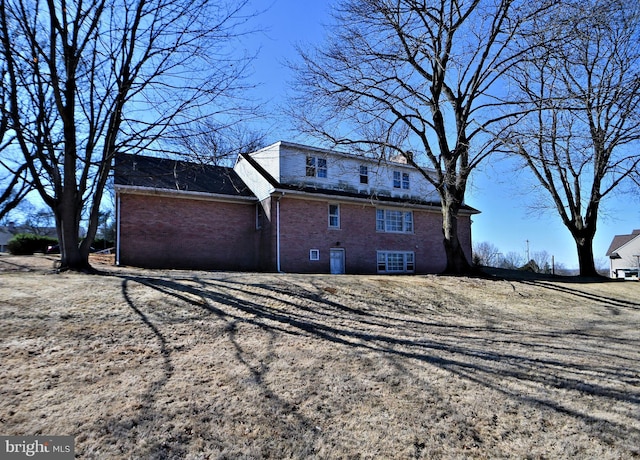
[0,0,258,270]
[501,0,640,276]
[291,0,551,274]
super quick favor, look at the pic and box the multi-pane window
[328,204,340,228]
[359,165,369,184]
[310,249,320,261]
[377,251,415,273]
[306,156,327,178]
[376,209,413,233]
[317,158,327,177]
[393,171,410,189]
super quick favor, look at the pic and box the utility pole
[526,240,530,261]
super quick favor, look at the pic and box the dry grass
[0,254,639,459]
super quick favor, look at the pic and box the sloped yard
[0,255,639,458]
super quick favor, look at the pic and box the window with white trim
[359,165,369,184]
[328,204,340,228]
[393,171,410,189]
[306,156,327,178]
[310,249,320,261]
[377,251,415,273]
[376,209,413,233]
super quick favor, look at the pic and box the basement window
[377,251,415,273]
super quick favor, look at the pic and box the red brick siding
[118,193,259,270]
[276,197,467,274]
[257,197,275,271]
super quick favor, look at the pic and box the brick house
[114,141,478,274]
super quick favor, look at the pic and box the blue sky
[244,0,638,269]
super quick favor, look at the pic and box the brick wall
[457,214,473,263]
[276,196,462,274]
[118,192,259,270]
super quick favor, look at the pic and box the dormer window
[306,156,327,178]
[359,165,368,184]
[393,171,410,189]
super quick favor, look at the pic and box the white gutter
[276,192,285,273]
[116,193,121,266]
[270,187,478,215]
[114,184,257,204]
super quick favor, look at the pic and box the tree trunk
[574,231,599,277]
[441,201,472,275]
[56,202,91,272]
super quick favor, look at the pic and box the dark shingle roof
[606,229,640,256]
[114,153,254,197]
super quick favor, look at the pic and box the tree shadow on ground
[111,271,640,457]
[481,266,614,284]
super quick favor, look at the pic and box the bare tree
[22,207,56,236]
[167,121,267,167]
[291,0,552,274]
[0,0,259,270]
[500,0,640,277]
[500,251,524,270]
[530,250,551,273]
[472,241,501,267]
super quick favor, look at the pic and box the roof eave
[270,187,479,214]
[115,184,257,203]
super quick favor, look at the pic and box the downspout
[276,192,285,273]
[116,192,121,266]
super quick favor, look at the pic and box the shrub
[8,233,58,255]
[92,238,114,251]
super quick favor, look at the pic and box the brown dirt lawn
[0,254,639,459]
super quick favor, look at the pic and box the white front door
[330,249,345,274]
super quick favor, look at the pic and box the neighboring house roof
[0,225,57,238]
[238,152,480,213]
[114,153,254,198]
[0,228,12,246]
[606,229,640,257]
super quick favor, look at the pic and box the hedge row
[7,233,58,255]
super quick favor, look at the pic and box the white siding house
[606,229,640,279]
[239,141,440,203]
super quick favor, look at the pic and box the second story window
[393,171,410,189]
[359,165,368,184]
[376,209,413,233]
[306,156,327,178]
[328,204,340,228]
